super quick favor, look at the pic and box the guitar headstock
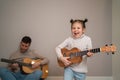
[101,44,116,54]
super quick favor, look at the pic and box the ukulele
[58,44,116,67]
[1,57,48,79]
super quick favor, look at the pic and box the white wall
[0,0,112,76]
[112,0,120,80]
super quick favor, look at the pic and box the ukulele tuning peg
[110,44,113,46]
[112,52,115,54]
[105,44,108,46]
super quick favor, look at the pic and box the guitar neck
[77,48,101,56]
[1,58,32,67]
[85,48,100,54]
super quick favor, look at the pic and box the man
[0,36,49,80]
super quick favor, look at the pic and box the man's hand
[11,63,19,68]
[32,62,40,69]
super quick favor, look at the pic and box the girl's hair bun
[70,19,74,23]
[84,18,88,23]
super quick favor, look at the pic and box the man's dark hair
[21,36,32,44]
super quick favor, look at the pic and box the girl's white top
[56,34,92,73]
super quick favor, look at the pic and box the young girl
[56,19,94,80]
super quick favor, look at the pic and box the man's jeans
[0,67,42,80]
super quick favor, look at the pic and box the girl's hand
[60,56,71,67]
[87,52,94,57]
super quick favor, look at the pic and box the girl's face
[71,22,85,38]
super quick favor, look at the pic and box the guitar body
[58,48,82,67]
[0,58,48,79]
[57,45,116,67]
[22,58,39,73]
[22,58,48,78]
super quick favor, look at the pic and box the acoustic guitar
[0,57,48,79]
[58,44,116,67]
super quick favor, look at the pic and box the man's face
[20,42,30,53]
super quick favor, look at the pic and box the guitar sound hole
[63,53,66,57]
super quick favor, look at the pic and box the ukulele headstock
[101,44,116,54]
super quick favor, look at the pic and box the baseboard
[46,76,113,80]
[0,76,113,80]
